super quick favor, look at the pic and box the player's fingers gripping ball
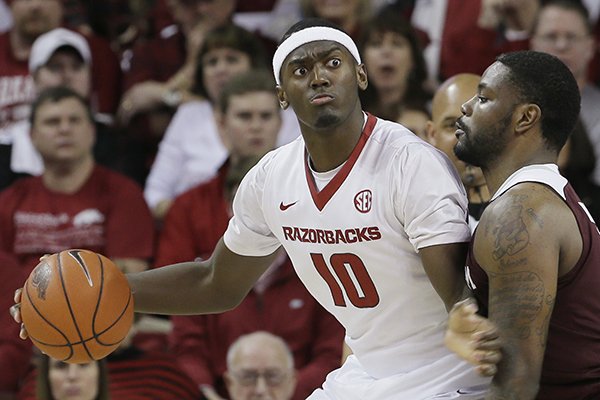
[20,249,134,363]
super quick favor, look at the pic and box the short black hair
[497,50,580,152]
[279,18,346,45]
[30,86,94,125]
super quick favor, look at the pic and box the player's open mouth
[310,94,334,105]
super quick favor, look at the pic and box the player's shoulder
[478,181,568,246]
[371,117,442,156]
[371,118,456,175]
[252,136,304,173]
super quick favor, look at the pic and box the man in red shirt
[0,86,154,397]
[0,0,120,190]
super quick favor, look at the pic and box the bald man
[224,331,297,400]
[426,73,491,229]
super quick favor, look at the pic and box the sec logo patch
[354,189,372,213]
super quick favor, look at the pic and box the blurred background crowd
[0,0,599,399]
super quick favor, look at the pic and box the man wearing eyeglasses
[224,331,296,400]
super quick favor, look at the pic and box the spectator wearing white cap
[0,0,121,191]
[29,27,92,99]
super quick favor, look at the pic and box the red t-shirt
[0,164,155,273]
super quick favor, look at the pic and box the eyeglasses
[535,32,589,47]
[231,370,289,387]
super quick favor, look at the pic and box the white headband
[272,26,362,85]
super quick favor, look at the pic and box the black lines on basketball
[20,249,134,363]
[57,251,95,362]
[23,283,74,361]
[68,249,94,287]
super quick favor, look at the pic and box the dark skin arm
[12,239,277,337]
[422,242,502,376]
[129,238,277,314]
[420,242,470,312]
[473,183,580,399]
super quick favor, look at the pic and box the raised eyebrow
[286,45,345,67]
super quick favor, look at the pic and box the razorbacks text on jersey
[224,113,488,396]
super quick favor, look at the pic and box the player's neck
[484,151,557,195]
[302,108,365,172]
[42,156,95,194]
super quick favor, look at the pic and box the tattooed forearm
[489,270,544,341]
[498,257,526,270]
[492,203,529,260]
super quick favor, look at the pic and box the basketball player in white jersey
[12,19,500,399]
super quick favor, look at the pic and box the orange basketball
[20,249,134,364]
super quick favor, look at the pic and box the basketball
[20,249,134,364]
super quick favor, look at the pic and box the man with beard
[450,50,600,399]
[12,18,500,399]
[426,73,490,230]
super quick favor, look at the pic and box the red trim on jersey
[305,113,377,211]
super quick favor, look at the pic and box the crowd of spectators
[0,0,599,399]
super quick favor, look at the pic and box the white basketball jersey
[224,114,486,390]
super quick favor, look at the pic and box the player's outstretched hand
[444,298,502,377]
[9,254,50,340]
[9,288,28,340]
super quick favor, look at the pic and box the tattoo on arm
[526,208,544,228]
[490,271,545,343]
[492,202,529,261]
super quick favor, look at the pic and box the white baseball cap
[29,28,92,73]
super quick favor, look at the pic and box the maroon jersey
[466,164,600,399]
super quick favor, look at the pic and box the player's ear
[514,103,541,135]
[357,64,368,91]
[276,86,289,109]
[424,120,436,145]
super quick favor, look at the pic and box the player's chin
[313,112,342,129]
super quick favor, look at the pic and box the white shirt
[143,100,300,208]
[224,114,485,389]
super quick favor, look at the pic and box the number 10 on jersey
[311,253,380,308]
